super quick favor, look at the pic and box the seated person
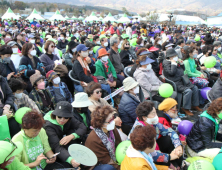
[29,72,56,114]
[120,40,134,67]
[71,44,111,94]
[63,41,78,71]
[12,110,68,170]
[72,92,93,134]
[94,48,120,88]
[186,98,222,159]
[43,101,87,169]
[129,101,183,169]
[163,48,202,116]
[0,45,17,80]
[0,140,31,170]
[208,72,222,101]
[134,51,163,102]
[7,41,22,70]
[85,106,122,170]
[9,78,40,112]
[46,70,73,104]
[121,126,168,170]
[118,77,140,135]
[56,33,69,51]
[212,45,222,70]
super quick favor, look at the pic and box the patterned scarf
[94,128,116,162]
[77,56,91,76]
[100,59,109,73]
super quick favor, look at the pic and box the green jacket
[94,59,117,79]
[0,157,31,170]
[183,59,202,78]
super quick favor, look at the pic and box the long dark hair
[182,46,198,60]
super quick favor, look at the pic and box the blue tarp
[175,21,202,25]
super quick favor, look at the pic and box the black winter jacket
[43,116,87,162]
[187,116,222,153]
[73,108,91,133]
[208,78,222,101]
[163,60,193,93]
[120,50,134,67]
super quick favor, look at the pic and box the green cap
[99,34,106,40]
[47,38,58,44]
[0,141,23,164]
[121,34,129,39]
[132,34,138,38]
[112,34,118,38]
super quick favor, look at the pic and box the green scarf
[188,57,196,73]
[200,111,219,140]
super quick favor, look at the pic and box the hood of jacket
[44,111,63,129]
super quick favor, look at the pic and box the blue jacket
[118,92,140,126]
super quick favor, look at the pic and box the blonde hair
[121,39,130,51]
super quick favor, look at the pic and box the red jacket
[158,112,172,128]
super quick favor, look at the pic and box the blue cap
[139,50,151,56]
[140,57,155,65]
[76,44,88,52]
[28,34,35,39]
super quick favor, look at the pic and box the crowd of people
[0,17,222,170]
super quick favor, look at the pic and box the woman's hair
[67,41,78,54]
[91,106,114,128]
[130,125,156,151]
[85,82,102,97]
[51,114,56,120]
[207,97,222,118]
[0,45,13,57]
[182,46,198,60]
[154,37,160,46]
[162,42,169,51]
[136,101,154,121]
[136,37,143,45]
[9,78,27,93]
[135,48,149,66]
[121,39,130,51]
[22,43,33,56]
[22,110,45,129]
[44,40,55,53]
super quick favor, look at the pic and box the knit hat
[46,70,57,83]
[30,72,45,86]
[123,77,138,91]
[98,48,109,58]
[158,98,177,112]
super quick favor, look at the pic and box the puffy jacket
[118,92,140,126]
[158,111,172,128]
[186,111,222,153]
[119,50,134,67]
[163,60,194,93]
[208,78,222,101]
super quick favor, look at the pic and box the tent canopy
[49,10,66,21]
[117,13,130,23]
[26,8,44,21]
[103,12,116,23]
[71,15,78,20]
[84,12,99,22]
[1,8,18,20]
[65,15,69,19]
[78,16,84,20]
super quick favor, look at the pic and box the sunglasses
[51,45,56,48]
[58,116,69,119]
[3,138,17,163]
[125,44,130,45]
[95,90,102,94]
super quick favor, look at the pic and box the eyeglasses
[58,116,69,119]
[125,44,130,45]
[95,90,102,94]
[3,138,17,163]
[51,45,56,48]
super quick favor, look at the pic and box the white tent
[49,10,66,21]
[132,14,142,22]
[103,12,116,23]
[99,16,103,21]
[65,15,69,20]
[71,15,78,20]
[1,8,18,20]
[117,13,130,23]
[84,12,99,22]
[26,8,44,21]
[78,16,84,21]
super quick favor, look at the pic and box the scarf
[53,83,66,98]
[140,151,157,170]
[94,128,116,162]
[188,57,196,73]
[77,56,90,76]
[100,59,109,72]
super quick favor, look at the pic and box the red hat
[46,70,57,82]
[98,48,110,58]
[149,46,159,52]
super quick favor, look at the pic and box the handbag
[95,76,108,84]
[181,74,190,85]
[190,77,209,88]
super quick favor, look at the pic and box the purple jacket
[39,53,60,73]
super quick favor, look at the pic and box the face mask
[81,51,88,58]
[140,43,144,46]
[106,120,115,131]
[133,86,139,94]
[193,54,198,58]
[146,115,159,125]
[158,41,162,45]
[3,57,11,63]
[173,56,178,61]
[89,50,93,55]
[96,41,101,45]
[101,56,109,62]
[37,81,45,90]
[218,47,221,51]
[72,48,76,53]
[12,48,18,54]
[15,93,23,99]
[167,111,178,119]
[104,42,108,47]
[66,34,69,37]
[75,33,80,38]
[30,50,37,56]
[6,36,11,39]
[30,39,35,44]
[146,64,152,70]
[118,43,121,49]
[53,77,60,84]
[60,37,64,40]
